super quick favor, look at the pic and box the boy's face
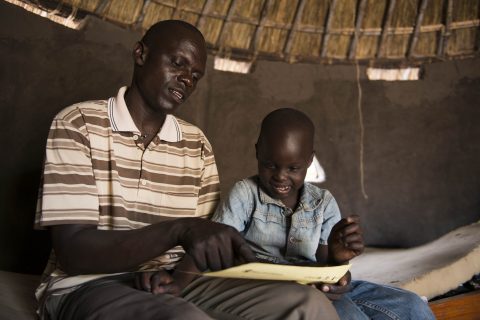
[256,130,313,209]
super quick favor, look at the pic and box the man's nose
[178,72,193,87]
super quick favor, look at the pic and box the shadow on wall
[0,1,137,273]
[2,170,51,274]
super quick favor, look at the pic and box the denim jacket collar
[255,176,323,211]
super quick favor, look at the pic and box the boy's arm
[312,215,364,299]
[312,192,364,299]
[211,179,255,233]
[314,243,353,299]
[327,215,364,264]
[316,192,364,265]
[135,254,201,296]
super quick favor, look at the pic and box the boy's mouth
[272,185,291,194]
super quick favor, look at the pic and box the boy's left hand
[313,271,352,300]
[135,270,182,296]
[328,215,364,265]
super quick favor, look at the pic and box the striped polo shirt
[34,86,220,302]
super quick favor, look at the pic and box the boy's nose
[273,169,288,181]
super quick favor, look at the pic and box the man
[35,20,339,319]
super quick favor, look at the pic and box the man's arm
[51,218,255,275]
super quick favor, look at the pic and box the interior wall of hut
[1,0,479,274]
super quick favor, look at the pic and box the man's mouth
[169,88,184,102]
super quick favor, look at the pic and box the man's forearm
[52,218,194,275]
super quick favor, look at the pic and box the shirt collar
[256,176,323,211]
[108,86,183,142]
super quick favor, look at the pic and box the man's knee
[293,285,340,319]
[152,300,211,320]
[184,278,340,320]
[101,292,212,320]
[53,278,212,320]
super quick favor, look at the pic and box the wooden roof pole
[215,0,238,48]
[282,0,306,59]
[196,0,213,29]
[376,0,396,58]
[134,0,151,29]
[348,0,368,60]
[250,0,270,53]
[172,0,180,19]
[320,0,338,58]
[438,0,453,57]
[407,0,429,58]
[94,0,110,15]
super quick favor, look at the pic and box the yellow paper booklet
[203,262,351,284]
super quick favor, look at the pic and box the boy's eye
[263,163,275,169]
[289,167,300,172]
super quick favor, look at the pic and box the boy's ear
[307,151,314,166]
[255,143,259,159]
[133,41,148,66]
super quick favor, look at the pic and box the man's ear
[133,41,148,66]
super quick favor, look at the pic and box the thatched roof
[16,0,480,65]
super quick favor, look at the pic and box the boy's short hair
[258,108,314,147]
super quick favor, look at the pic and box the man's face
[256,131,313,209]
[136,32,207,115]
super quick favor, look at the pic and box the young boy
[212,108,435,319]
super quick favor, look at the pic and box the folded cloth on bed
[351,221,480,299]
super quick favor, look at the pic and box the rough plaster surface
[1,1,479,273]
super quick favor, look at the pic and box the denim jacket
[212,176,341,264]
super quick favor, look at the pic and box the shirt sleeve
[211,179,254,233]
[319,190,342,245]
[35,107,100,229]
[195,137,221,218]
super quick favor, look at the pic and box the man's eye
[192,73,201,81]
[172,60,182,67]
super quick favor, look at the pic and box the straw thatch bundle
[17,0,480,64]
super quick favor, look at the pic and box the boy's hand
[135,254,205,296]
[314,271,352,300]
[328,215,364,265]
[135,270,182,296]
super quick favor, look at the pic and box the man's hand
[328,215,364,265]
[178,218,256,271]
[313,271,352,300]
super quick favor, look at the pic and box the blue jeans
[333,280,435,320]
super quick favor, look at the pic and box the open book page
[203,263,351,284]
